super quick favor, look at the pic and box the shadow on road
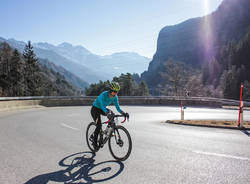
[25,152,124,184]
[240,129,250,137]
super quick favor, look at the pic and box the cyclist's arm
[114,96,122,114]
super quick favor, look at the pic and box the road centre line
[193,150,250,161]
[61,123,79,131]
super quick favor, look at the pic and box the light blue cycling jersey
[93,91,122,113]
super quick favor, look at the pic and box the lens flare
[204,0,209,16]
[201,0,214,61]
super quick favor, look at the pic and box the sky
[0,0,224,58]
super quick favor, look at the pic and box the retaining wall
[0,96,235,111]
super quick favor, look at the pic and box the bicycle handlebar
[104,114,128,124]
[114,115,125,118]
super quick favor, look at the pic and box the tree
[85,80,109,96]
[132,73,141,85]
[136,81,149,96]
[220,65,247,99]
[202,61,209,85]
[186,74,204,97]
[0,42,80,97]
[0,42,12,95]
[161,59,190,96]
[202,58,222,87]
[85,73,149,96]
[119,73,137,96]
[9,49,25,96]
[243,81,250,100]
[23,41,42,96]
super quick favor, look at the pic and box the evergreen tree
[137,81,149,96]
[0,42,80,97]
[23,41,42,96]
[201,61,209,85]
[85,73,149,96]
[119,73,137,96]
[220,65,247,99]
[9,49,25,96]
[202,58,222,87]
[85,80,109,96]
[243,81,250,100]
[0,42,12,95]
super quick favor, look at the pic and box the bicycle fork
[113,128,123,147]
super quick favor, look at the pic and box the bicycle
[86,113,132,161]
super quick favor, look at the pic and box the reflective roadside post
[238,83,244,128]
[181,101,184,120]
[240,101,244,127]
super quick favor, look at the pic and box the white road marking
[61,123,79,131]
[193,150,250,161]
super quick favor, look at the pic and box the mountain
[0,37,89,90]
[84,52,150,77]
[34,42,92,65]
[141,0,250,88]
[34,41,151,77]
[1,37,151,83]
[0,42,82,96]
[38,58,89,90]
[33,47,106,83]
[0,38,108,83]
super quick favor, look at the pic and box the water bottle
[103,126,109,135]
[114,117,118,123]
[107,126,113,136]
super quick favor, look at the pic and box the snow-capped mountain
[34,41,151,77]
[1,37,151,83]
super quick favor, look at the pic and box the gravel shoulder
[166,120,250,130]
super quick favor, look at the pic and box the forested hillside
[85,73,149,96]
[203,29,250,99]
[141,0,250,99]
[0,42,82,96]
[39,58,88,90]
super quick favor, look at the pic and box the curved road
[0,106,249,184]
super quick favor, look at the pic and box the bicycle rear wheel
[108,125,132,161]
[86,122,97,152]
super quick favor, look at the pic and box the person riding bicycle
[91,81,129,151]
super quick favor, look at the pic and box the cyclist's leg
[90,106,105,150]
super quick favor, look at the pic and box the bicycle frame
[100,115,128,146]
[86,114,132,161]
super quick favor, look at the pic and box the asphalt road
[0,106,249,184]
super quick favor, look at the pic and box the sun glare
[204,0,210,16]
[202,0,214,60]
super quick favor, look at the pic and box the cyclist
[90,81,129,151]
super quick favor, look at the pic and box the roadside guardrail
[0,96,249,111]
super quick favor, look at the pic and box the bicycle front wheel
[108,125,132,161]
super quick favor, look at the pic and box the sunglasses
[111,90,118,93]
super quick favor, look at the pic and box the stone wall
[0,96,224,111]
